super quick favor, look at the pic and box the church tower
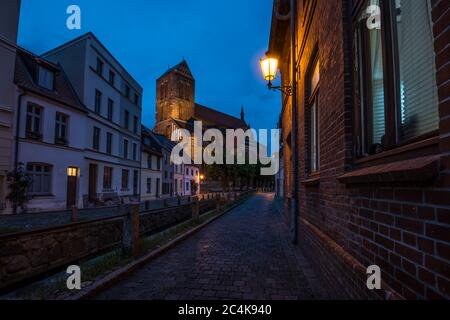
[154,60,195,137]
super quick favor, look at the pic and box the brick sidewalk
[94,193,329,300]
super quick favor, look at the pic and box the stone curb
[68,195,253,300]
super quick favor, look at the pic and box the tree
[6,163,32,214]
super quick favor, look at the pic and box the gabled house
[43,32,143,206]
[14,47,88,211]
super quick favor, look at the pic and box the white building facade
[43,33,143,206]
[14,48,88,212]
[141,127,162,202]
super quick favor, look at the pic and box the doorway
[67,167,78,208]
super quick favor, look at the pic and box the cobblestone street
[95,193,328,300]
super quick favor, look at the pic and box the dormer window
[38,66,54,90]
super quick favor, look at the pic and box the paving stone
[94,194,328,300]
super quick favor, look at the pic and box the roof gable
[14,48,86,112]
[158,59,194,80]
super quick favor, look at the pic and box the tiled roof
[154,132,177,151]
[14,47,86,112]
[194,104,247,129]
[142,125,163,156]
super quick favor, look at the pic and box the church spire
[240,105,245,121]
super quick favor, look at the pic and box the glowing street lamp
[260,56,292,96]
[260,57,278,82]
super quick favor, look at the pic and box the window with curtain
[354,0,438,157]
[394,0,439,141]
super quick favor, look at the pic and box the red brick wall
[277,0,450,299]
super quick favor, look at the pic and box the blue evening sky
[17,0,282,132]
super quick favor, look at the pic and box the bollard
[216,196,221,212]
[192,196,200,221]
[71,206,78,222]
[122,204,140,257]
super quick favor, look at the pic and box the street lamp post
[259,0,298,245]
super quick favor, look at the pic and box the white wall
[17,94,87,211]
[141,152,162,201]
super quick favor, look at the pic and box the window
[103,167,113,189]
[26,103,42,140]
[96,58,103,76]
[107,99,114,121]
[354,0,439,156]
[95,90,102,114]
[156,178,160,197]
[125,85,130,99]
[123,139,129,159]
[308,57,320,173]
[106,132,113,155]
[27,163,52,195]
[109,70,115,86]
[133,170,138,195]
[124,110,130,130]
[148,155,152,169]
[132,143,137,161]
[186,168,189,175]
[133,116,138,134]
[157,157,161,170]
[164,171,168,179]
[55,113,69,145]
[186,182,190,191]
[38,66,54,90]
[134,93,139,106]
[146,178,152,194]
[121,169,129,189]
[93,127,100,151]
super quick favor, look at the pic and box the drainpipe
[13,89,26,214]
[275,0,298,244]
[290,0,298,245]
